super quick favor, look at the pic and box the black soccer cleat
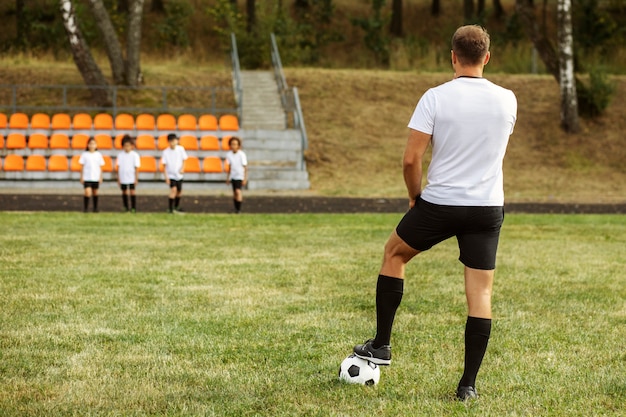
[353,339,391,366]
[456,385,478,401]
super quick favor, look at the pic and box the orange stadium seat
[114,113,134,131]
[179,135,198,150]
[184,156,201,173]
[28,133,49,150]
[135,135,156,150]
[157,134,169,150]
[136,114,156,131]
[198,114,218,131]
[203,156,223,173]
[221,136,232,151]
[219,114,239,131]
[156,114,176,131]
[51,113,71,130]
[72,113,93,130]
[177,114,197,131]
[70,155,82,172]
[95,134,113,150]
[102,155,113,172]
[49,133,70,149]
[25,155,46,171]
[200,135,220,151]
[0,113,7,130]
[9,113,29,130]
[138,156,157,173]
[71,134,89,150]
[48,155,69,172]
[94,113,113,130]
[3,154,24,171]
[30,113,51,130]
[6,133,26,149]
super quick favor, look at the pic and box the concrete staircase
[238,70,310,191]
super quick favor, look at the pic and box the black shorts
[83,181,99,190]
[231,180,243,191]
[395,198,504,270]
[120,184,136,191]
[168,179,183,191]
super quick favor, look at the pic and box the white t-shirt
[408,77,517,206]
[161,145,188,181]
[226,150,248,180]
[79,151,105,182]
[116,150,141,184]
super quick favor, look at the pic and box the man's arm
[403,129,432,208]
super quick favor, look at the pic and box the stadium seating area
[0,112,239,182]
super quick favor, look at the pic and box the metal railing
[230,32,243,121]
[270,33,309,169]
[0,84,237,117]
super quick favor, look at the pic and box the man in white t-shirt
[161,133,188,213]
[353,25,517,401]
[116,135,141,212]
[225,137,248,213]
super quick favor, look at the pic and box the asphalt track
[1,194,624,214]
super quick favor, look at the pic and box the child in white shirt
[225,137,248,213]
[116,135,141,212]
[161,133,188,213]
[79,137,105,213]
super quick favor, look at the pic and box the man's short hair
[452,25,490,66]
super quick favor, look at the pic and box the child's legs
[84,186,93,197]
[169,186,177,199]
[234,188,242,202]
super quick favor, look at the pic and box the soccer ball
[338,354,380,386]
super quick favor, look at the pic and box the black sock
[234,200,242,211]
[122,194,129,210]
[175,196,181,209]
[130,195,136,210]
[458,316,492,388]
[83,196,89,211]
[93,196,98,211]
[373,274,404,348]
[169,198,174,211]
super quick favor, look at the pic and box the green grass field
[1,212,624,416]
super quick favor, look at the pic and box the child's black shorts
[120,184,136,191]
[231,180,243,191]
[83,181,99,190]
[395,198,504,270]
[168,179,183,191]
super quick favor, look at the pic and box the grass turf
[0,212,624,416]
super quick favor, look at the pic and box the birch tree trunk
[125,0,145,86]
[59,0,111,106]
[87,0,126,85]
[558,0,580,132]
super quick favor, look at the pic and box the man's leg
[457,267,494,399]
[354,231,419,365]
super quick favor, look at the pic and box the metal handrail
[0,84,236,116]
[230,32,243,121]
[270,33,308,170]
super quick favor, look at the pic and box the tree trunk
[126,0,145,86]
[493,0,504,19]
[464,0,474,22]
[87,0,126,85]
[246,0,256,33]
[59,0,111,107]
[431,0,440,16]
[390,0,403,37]
[558,0,579,132]
[151,0,164,13]
[515,0,559,80]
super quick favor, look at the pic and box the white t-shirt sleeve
[134,152,141,168]
[408,89,436,135]
[241,151,247,166]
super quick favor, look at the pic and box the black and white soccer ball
[338,354,380,386]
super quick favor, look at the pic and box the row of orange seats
[0,133,234,151]
[0,112,239,132]
[1,155,228,174]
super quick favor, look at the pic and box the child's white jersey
[408,77,517,206]
[225,150,248,180]
[161,145,188,180]
[79,151,105,182]
[116,150,141,184]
